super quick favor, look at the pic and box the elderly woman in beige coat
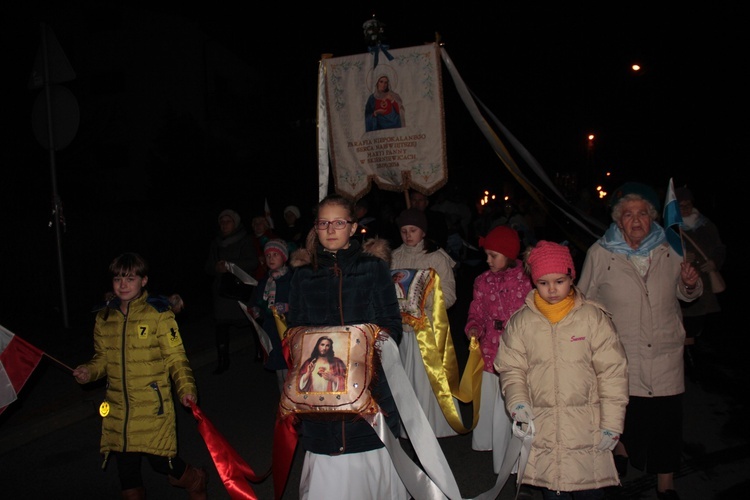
[577,182,701,500]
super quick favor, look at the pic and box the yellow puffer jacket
[82,291,196,457]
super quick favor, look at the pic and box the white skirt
[472,371,513,473]
[299,448,409,500]
[399,326,460,438]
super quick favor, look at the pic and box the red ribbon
[272,413,299,500]
[190,402,270,499]
[268,327,301,499]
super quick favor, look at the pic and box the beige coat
[495,288,628,492]
[578,241,701,397]
[391,240,457,308]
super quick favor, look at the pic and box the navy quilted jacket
[288,239,402,455]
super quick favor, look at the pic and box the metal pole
[41,22,69,328]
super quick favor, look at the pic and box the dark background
[2,3,743,333]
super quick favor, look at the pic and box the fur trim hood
[289,247,312,268]
[289,238,392,268]
[362,237,392,264]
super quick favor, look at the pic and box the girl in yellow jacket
[73,253,206,499]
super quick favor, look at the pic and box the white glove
[510,402,534,423]
[597,429,620,451]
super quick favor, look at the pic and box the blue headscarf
[598,221,666,257]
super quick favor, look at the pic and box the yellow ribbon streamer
[401,270,482,433]
[271,307,288,341]
[459,336,484,430]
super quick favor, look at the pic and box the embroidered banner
[322,43,447,200]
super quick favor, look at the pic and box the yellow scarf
[534,289,575,324]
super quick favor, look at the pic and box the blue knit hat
[610,182,660,211]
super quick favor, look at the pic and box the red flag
[190,402,270,499]
[0,325,45,415]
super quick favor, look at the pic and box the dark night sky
[3,2,744,329]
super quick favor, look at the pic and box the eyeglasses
[314,219,353,230]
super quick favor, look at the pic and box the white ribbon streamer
[225,262,258,286]
[380,337,461,499]
[317,59,330,201]
[239,301,274,357]
[380,336,535,499]
[439,47,604,240]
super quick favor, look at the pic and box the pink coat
[464,261,532,372]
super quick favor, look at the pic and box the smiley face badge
[99,401,111,417]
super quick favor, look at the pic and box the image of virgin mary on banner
[322,43,447,200]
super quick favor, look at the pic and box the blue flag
[663,177,684,256]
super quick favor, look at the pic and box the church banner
[322,43,447,200]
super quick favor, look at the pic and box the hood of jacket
[289,237,391,268]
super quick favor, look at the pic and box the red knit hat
[527,241,575,282]
[479,226,520,260]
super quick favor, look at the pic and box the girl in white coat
[495,241,629,499]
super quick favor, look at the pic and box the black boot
[213,344,230,374]
[168,464,207,500]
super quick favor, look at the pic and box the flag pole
[680,229,710,262]
[678,227,687,264]
[43,352,74,372]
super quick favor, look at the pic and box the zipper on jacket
[332,259,345,326]
[150,382,165,415]
[121,304,130,450]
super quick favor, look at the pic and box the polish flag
[0,325,45,415]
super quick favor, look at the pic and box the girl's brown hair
[109,252,148,278]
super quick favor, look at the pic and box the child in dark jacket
[286,194,407,499]
[249,239,292,392]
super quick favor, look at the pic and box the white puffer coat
[495,288,628,492]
